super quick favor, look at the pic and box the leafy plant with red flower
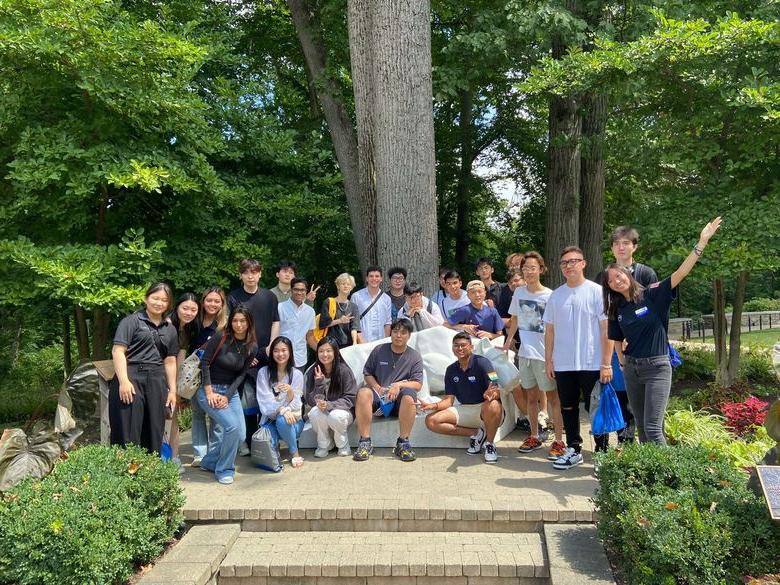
[720,397,769,436]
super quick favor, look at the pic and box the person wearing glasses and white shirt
[277,277,317,371]
[542,246,613,470]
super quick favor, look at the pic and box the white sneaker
[337,446,352,457]
[314,447,330,458]
[483,442,498,464]
[238,444,250,457]
[467,427,486,455]
[191,456,202,468]
[218,475,234,485]
[552,447,583,470]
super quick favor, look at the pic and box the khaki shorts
[517,358,557,392]
[445,402,484,429]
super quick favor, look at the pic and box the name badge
[379,361,389,366]
[468,376,476,382]
[635,306,649,317]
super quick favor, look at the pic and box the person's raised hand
[699,216,722,244]
[307,284,321,302]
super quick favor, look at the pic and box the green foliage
[177,406,193,432]
[729,297,780,312]
[595,444,780,584]
[0,344,63,424]
[665,408,776,469]
[674,343,777,386]
[0,444,184,585]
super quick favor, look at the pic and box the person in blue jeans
[196,306,255,484]
[603,217,721,444]
[256,336,305,468]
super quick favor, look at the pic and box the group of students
[108,216,721,482]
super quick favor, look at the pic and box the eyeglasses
[559,258,584,267]
[452,343,471,350]
[291,288,307,293]
[390,275,405,281]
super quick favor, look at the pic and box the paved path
[179,422,600,523]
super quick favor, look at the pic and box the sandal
[291,456,304,468]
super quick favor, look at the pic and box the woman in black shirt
[195,305,256,484]
[603,217,721,444]
[110,283,179,453]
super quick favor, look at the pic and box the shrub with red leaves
[720,396,769,436]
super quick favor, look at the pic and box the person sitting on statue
[445,280,504,340]
[396,281,444,331]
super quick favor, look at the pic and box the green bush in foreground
[595,444,780,585]
[0,444,184,585]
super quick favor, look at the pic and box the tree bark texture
[63,313,72,375]
[545,19,581,289]
[712,277,729,385]
[579,91,607,279]
[454,88,474,268]
[725,271,749,387]
[10,310,22,367]
[288,0,377,272]
[348,0,439,294]
[74,305,91,360]
[92,308,110,361]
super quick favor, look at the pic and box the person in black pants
[110,283,179,454]
[227,258,280,453]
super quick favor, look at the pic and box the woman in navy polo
[602,217,721,444]
[110,283,179,453]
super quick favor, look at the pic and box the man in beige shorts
[422,332,503,463]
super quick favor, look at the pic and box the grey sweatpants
[623,355,672,445]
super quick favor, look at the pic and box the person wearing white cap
[445,280,504,340]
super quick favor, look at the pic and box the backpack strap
[359,291,384,320]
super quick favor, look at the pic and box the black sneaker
[353,438,373,461]
[394,440,416,462]
[516,418,531,433]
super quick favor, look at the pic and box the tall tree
[347,0,439,291]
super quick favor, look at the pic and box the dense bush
[674,343,777,387]
[0,444,184,585]
[0,344,64,423]
[595,444,780,585]
[742,298,780,312]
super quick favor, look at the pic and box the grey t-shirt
[362,343,424,388]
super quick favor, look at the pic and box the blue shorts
[371,387,417,417]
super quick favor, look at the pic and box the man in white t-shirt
[278,278,317,370]
[438,270,470,319]
[352,266,392,342]
[504,251,564,461]
[542,246,613,470]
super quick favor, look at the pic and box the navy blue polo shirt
[444,354,495,405]
[447,304,504,333]
[608,278,677,358]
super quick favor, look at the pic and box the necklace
[391,347,406,369]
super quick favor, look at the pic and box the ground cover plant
[0,444,183,585]
[595,444,780,585]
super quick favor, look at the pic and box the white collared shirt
[352,287,392,342]
[278,299,316,367]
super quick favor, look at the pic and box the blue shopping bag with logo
[591,382,625,435]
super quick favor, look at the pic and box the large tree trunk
[579,91,607,279]
[545,9,581,289]
[712,277,729,385]
[454,88,474,268]
[63,313,72,375]
[10,310,22,367]
[348,0,439,293]
[288,0,377,272]
[74,306,91,360]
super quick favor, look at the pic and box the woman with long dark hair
[256,336,305,468]
[602,217,721,444]
[304,337,358,458]
[196,305,256,484]
[189,286,228,466]
[167,292,199,467]
[110,283,179,453]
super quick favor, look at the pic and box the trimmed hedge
[0,444,184,585]
[595,444,780,585]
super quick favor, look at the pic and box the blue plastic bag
[610,352,625,391]
[380,395,395,417]
[591,382,625,435]
[668,343,683,369]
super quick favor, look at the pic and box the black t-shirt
[319,298,361,348]
[228,287,279,355]
[201,333,253,386]
[444,354,495,405]
[363,343,424,388]
[608,278,677,358]
[388,291,406,320]
[113,311,179,366]
[496,285,520,343]
[190,320,218,353]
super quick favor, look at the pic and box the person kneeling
[422,332,502,464]
[353,319,424,462]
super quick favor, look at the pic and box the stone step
[543,524,614,585]
[219,531,550,584]
[185,497,594,534]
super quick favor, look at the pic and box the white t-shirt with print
[542,280,606,371]
[509,286,552,361]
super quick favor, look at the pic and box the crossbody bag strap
[359,291,384,320]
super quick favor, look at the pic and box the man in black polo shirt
[422,332,503,463]
[353,319,424,462]
[227,258,280,452]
